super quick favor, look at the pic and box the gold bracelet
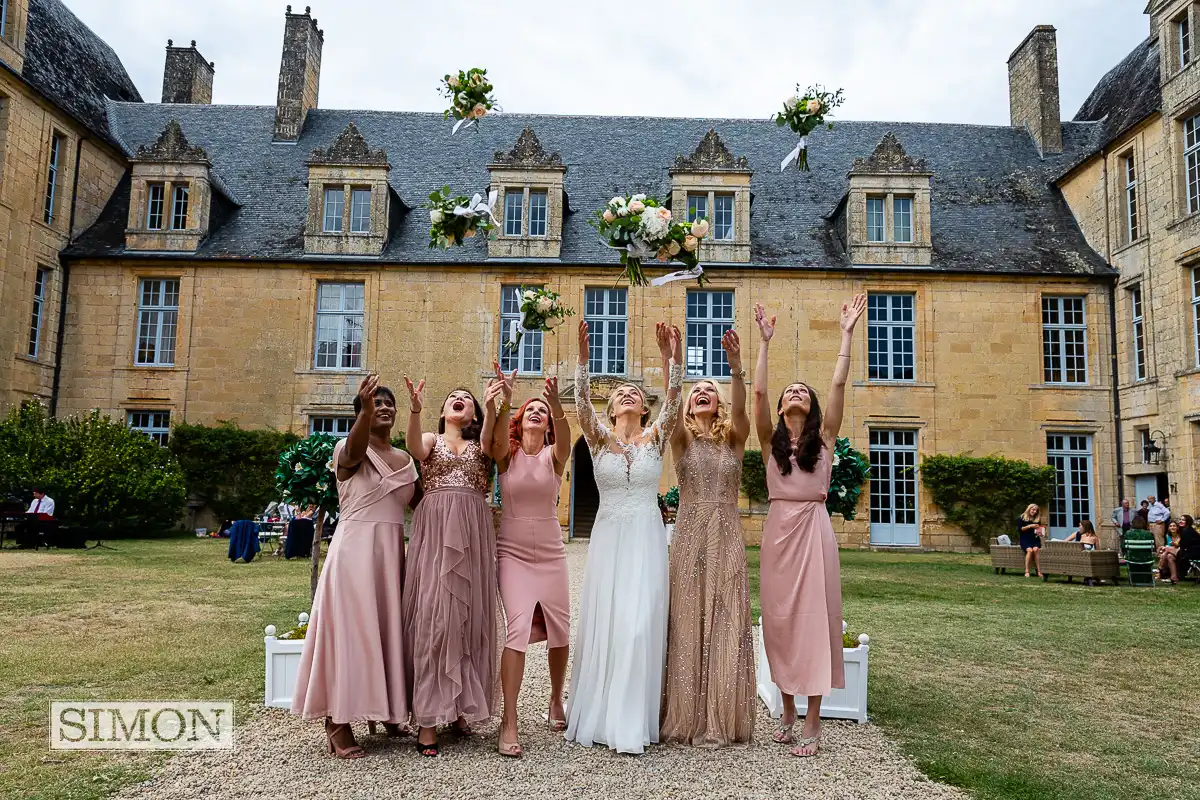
[837,354,851,359]
[730,369,747,379]
[498,401,512,415]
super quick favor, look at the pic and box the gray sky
[70,0,1146,125]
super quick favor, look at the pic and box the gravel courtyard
[115,542,963,800]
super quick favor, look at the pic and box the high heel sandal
[772,719,795,744]
[448,719,473,738]
[367,721,410,738]
[790,736,821,758]
[416,735,440,757]
[324,718,366,759]
[546,706,567,733]
[498,736,523,758]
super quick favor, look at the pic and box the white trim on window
[504,190,523,236]
[867,293,915,382]
[1181,13,1193,69]
[27,267,47,359]
[135,278,180,367]
[499,285,543,374]
[310,416,354,438]
[1192,267,1200,368]
[44,132,62,225]
[1041,296,1088,385]
[128,410,171,446]
[866,196,885,242]
[1186,115,1200,214]
[892,196,913,243]
[1124,154,1139,242]
[1130,285,1146,382]
[1046,433,1093,540]
[349,188,371,233]
[687,193,708,223]
[313,282,364,371]
[685,290,734,378]
[170,184,189,230]
[584,288,627,376]
[146,183,165,230]
[713,194,734,240]
[323,187,344,233]
[529,189,548,237]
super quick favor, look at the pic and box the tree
[275,434,339,601]
[920,454,1057,548]
[170,422,300,521]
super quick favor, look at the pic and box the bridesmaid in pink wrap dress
[292,374,418,758]
[751,295,866,758]
[488,370,572,757]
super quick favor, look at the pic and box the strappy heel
[324,718,366,759]
[416,737,440,757]
[772,719,795,744]
[367,721,409,738]
[498,738,523,758]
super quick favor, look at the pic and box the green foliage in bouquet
[440,67,497,127]
[921,454,1056,548]
[591,193,710,287]
[774,85,845,171]
[427,187,494,249]
[275,434,339,514]
[504,287,574,353]
[827,436,870,520]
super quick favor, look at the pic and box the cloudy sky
[69,0,1146,125]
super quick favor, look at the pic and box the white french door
[868,430,920,546]
[1047,433,1093,540]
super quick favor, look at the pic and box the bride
[566,319,683,754]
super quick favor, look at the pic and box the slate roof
[69,101,1113,277]
[6,0,143,147]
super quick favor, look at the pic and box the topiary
[276,434,340,600]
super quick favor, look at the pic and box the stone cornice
[671,129,750,173]
[307,121,390,167]
[134,120,210,165]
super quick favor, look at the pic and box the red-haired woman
[488,368,572,757]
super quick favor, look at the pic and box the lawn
[748,547,1200,800]
[2,539,1197,800]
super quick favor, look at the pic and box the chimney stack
[161,39,215,104]
[1007,25,1062,156]
[273,5,323,142]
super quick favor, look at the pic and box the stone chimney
[161,40,215,104]
[1007,25,1062,155]
[273,5,323,142]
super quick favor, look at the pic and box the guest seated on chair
[26,487,55,518]
[1158,521,1181,584]
[1065,519,1100,550]
[1175,515,1200,583]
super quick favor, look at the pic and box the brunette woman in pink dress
[752,295,866,758]
[291,374,418,758]
[488,370,572,757]
[401,378,499,757]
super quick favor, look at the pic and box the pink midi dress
[291,440,417,724]
[760,445,845,697]
[497,445,569,651]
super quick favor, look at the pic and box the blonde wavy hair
[684,380,731,442]
[1021,503,1041,523]
[605,383,651,427]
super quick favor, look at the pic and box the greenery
[427,186,494,249]
[170,422,299,522]
[660,485,679,509]
[828,436,870,520]
[274,435,339,514]
[921,454,1056,547]
[745,547,1200,800]
[0,401,186,535]
[741,449,769,505]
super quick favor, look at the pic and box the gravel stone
[115,542,965,800]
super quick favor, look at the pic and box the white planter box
[754,619,869,724]
[263,613,309,709]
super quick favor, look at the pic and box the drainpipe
[1100,156,1125,508]
[50,135,87,417]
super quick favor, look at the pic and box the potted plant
[754,619,870,724]
[263,612,309,709]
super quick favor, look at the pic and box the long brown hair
[771,383,822,475]
[438,389,484,441]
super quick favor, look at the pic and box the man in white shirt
[27,488,55,518]
[1147,495,1170,548]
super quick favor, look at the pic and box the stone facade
[304,122,391,256]
[669,129,752,263]
[1008,25,1063,155]
[125,121,215,253]
[487,128,567,259]
[273,6,322,143]
[838,133,933,267]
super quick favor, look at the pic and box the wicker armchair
[989,538,1026,574]
[1039,540,1119,585]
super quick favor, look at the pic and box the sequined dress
[565,361,683,755]
[401,434,498,728]
[660,437,755,746]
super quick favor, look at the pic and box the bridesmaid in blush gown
[401,378,499,757]
[661,329,755,747]
[291,374,418,758]
[488,370,572,758]
[752,295,866,758]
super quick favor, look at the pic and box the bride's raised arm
[574,320,608,449]
[651,324,684,452]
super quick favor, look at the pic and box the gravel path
[116,542,964,800]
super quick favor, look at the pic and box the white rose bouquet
[774,84,845,171]
[591,193,710,287]
[505,286,574,352]
[426,186,496,249]
[440,67,499,133]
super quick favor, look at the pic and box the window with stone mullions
[171,185,189,230]
[313,282,364,370]
[866,196,885,242]
[1124,154,1139,242]
[867,294,915,381]
[323,188,343,233]
[1041,296,1088,384]
[686,290,733,378]
[714,194,734,240]
[135,278,180,366]
[1186,115,1200,214]
[27,268,47,358]
[1130,285,1146,382]
[585,288,627,375]
[499,285,542,374]
[504,191,523,236]
[128,411,171,446]
[310,416,354,438]
[146,183,165,230]
[350,189,371,233]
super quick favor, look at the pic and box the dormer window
[171,185,189,230]
[670,130,753,263]
[323,188,343,232]
[350,188,371,233]
[304,122,392,256]
[487,128,567,258]
[125,121,221,253]
[147,183,165,230]
[866,197,885,242]
[842,133,933,266]
[893,196,913,242]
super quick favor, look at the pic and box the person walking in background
[1018,504,1044,578]
[1147,496,1170,549]
[1111,499,1133,535]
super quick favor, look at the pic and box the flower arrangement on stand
[591,194,710,287]
[505,287,574,352]
[826,435,870,520]
[774,85,845,171]
[440,67,499,134]
[427,187,497,249]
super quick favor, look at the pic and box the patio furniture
[1038,540,1119,585]
[1123,528,1156,587]
[989,538,1026,574]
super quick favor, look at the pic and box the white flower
[536,296,553,313]
[325,459,335,472]
[631,193,647,203]
[430,209,444,224]
[294,463,303,473]
[832,453,841,467]
[617,205,630,217]
[523,289,536,301]
[639,208,669,240]
[609,196,626,208]
[545,315,564,329]
[316,482,328,492]
[837,485,847,497]
[784,96,799,110]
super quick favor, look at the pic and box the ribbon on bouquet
[780,136,808,172]
[452,106,504,135]
[624,237,654,261]
[650,265,705,287]
[507,319,529,347]
[453,190,499,226]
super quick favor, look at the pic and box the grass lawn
[748,547,1200,800]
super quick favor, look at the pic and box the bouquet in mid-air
[591,194,710,288]
[440,68,499,134]
[774,85,845,171]
[427,187,497,249]
[505,287,574,352]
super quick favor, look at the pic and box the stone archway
[569,436,598,539]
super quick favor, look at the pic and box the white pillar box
[755,619,870,724]
[263,612,308,709]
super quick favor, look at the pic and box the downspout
[1101,155,1125,505]
[50,135,87,417]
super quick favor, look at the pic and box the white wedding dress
[565,361,683,754]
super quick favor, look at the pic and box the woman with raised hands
[486,365,572,757]
[753,294,866,758]
[291,374,419,758]
[400,375,499,758]
[660,329,755,747]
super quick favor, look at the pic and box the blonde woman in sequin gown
[566,320,684,755]
[401,380,499,758]
[661,329,755,747]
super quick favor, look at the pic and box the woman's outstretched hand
[402,375,425,413]
[578,320,590,365]
[840,293,868,334]
[754,303,776,343]
[722,329,742,373]
[356,373,380,419]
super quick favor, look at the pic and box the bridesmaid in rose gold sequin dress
[661,330,755,747]
[401,382,499,758]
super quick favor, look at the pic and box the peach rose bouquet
[505,287,574,353]
[440,67,499,134]
[591,193,710,287]
[426,186,496,248]
[774,84,845,171]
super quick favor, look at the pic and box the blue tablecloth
[227,520,260,562]
[284,518,314,559]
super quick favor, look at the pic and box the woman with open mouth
[661,329,755,748]
[486,368,573,757]
[752,294,866,759]
[401,378,499,757]
[565,319,684,755]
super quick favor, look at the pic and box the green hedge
[920,454,1056,548]
[170,422,300,521]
